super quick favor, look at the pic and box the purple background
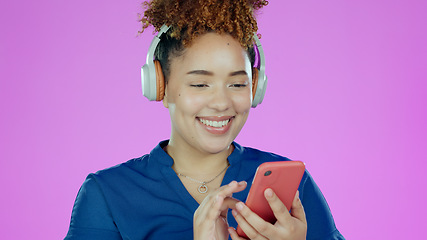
[1,0,426,239]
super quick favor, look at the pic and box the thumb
[290,191,306,224]
[215,216,229,239]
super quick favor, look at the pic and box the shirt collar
[150,140,173,167]
[151,140,244,167]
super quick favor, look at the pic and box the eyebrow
[186,70,213,76]
[186,70,248,77]
[229,70,248,77]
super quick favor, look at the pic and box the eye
[190,84,209,88]
[229,83,248,88]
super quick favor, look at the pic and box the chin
[198,139,233,154]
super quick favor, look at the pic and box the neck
[166,140,233,175]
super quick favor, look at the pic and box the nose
[208,86,232,112]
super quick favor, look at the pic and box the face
[163,32,253,155]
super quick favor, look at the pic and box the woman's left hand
[228,189,307,240]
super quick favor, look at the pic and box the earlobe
[162,87,169,108]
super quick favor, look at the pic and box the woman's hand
[229,189,307,240]
[193,181,247,240]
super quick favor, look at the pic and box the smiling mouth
[198,118,232,128]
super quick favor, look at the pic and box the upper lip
[197,116,234,121]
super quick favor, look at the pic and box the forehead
[171,32,251,71]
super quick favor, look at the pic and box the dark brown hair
[139,0,268,48]
[139,0,268,81]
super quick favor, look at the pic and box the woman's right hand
[193,181,247,240]
[228,190,307,240]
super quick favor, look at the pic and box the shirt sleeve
[64,174,122,240]
[300,171,345,240]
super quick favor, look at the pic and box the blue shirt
[65,141,344,239]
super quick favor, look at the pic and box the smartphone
[236,161,305,238]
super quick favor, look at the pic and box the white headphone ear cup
[252,71,267,108]
[141,63,157,101]
[259,74,267,104]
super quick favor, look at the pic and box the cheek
[176,93,206,114]
[233,92,252,113]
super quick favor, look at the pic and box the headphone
[141,25,267,108]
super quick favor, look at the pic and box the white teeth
[199,118,230,128]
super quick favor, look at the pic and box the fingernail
[238,181,247,186]
[236,202,244,211]
[232,209,237,217]
[265,188,273,198]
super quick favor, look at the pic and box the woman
[65,0,344,239]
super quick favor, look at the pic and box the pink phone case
[236,161,305,238]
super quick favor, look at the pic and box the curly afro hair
[139,0,268,48]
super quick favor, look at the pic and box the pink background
[1,0,426,239]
